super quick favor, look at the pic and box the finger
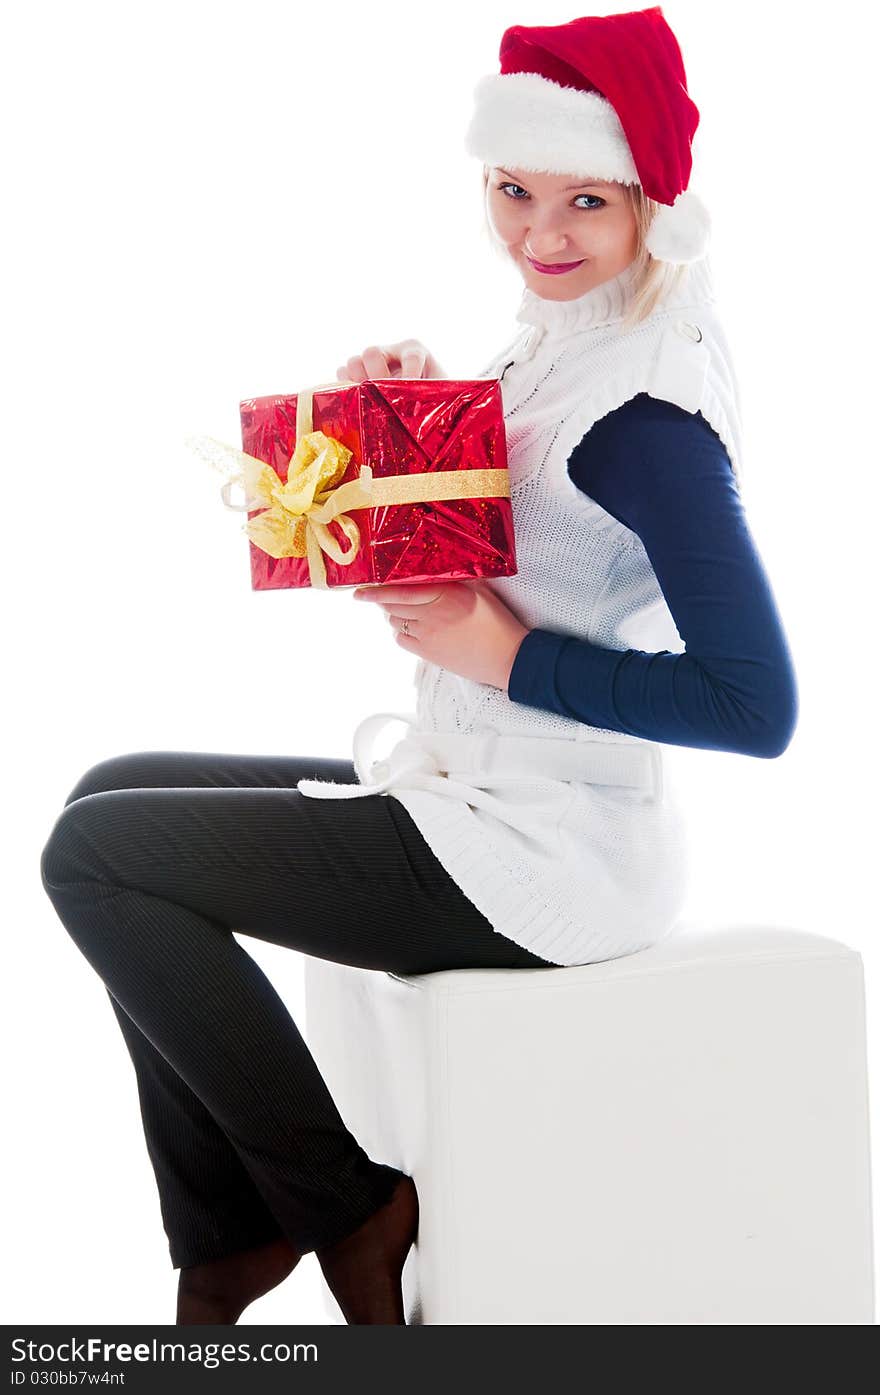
[336,362,364,382]
[343,355,368,383]
[385,600,437,617]
[390,615,419,635]
[361,346,393,379]
[399,344,427,379]
[358,586,441,606]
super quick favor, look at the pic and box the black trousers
[39,748,553,1268]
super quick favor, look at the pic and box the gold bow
[185,379,510,589]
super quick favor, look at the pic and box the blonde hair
[479,167,688,333]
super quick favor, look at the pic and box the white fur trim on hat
[463,71,639,184]
[644,189,712,265]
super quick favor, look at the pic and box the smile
[525,255,586,275]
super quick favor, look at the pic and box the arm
[507,393,799,757]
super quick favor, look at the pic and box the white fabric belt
[297,711,663,828]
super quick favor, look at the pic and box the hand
[336,339,449,382]
[353,580,531,691]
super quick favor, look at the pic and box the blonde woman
[40,9,796,1326]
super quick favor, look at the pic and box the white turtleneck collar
[514,255,715,338]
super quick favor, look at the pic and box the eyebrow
[495,167,610,191]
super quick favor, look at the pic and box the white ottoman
[303,924,875,1324]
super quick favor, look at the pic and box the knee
[63,752,153,807]
[43,761,131,898]
[40,795,111,897]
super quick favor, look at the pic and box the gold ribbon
[185,379,510,589]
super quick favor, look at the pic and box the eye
[496,182,605,210]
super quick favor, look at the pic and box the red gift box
[237,377,517,590]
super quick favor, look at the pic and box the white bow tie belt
[296,711,663,836]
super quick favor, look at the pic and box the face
[485,165,639,300]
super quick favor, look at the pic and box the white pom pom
[644,188,712,265]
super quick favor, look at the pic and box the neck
[514,255,715,337]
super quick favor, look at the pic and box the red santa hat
[463,6,711,265]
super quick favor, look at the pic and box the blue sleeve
[506,392,799,757]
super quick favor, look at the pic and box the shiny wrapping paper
[239,378,517,590]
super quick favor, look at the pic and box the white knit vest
[299,255,744,966]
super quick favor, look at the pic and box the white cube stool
[303,924,875,1324]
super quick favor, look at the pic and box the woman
[39,8,797,1326]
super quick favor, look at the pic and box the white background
[5,0,877,1324]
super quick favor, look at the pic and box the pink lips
[526,255,586,275]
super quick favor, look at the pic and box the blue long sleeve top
[506,392,799,758]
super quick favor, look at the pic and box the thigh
[46,783,553,975]
[63,750,356,806]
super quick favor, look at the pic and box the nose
[524,227,571,259]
